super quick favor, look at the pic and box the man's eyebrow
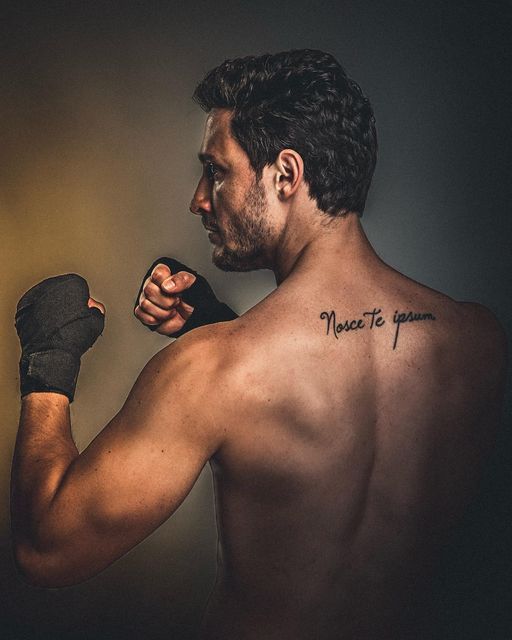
[198,152,215,163]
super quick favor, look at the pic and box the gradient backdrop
[1,1,511,638]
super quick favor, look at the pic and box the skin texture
[11,109,508,639]
[193,110,280,274]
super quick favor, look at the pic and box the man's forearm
[11,393,78,555]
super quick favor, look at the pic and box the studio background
[1,1,510,638]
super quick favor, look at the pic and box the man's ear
[274,149,304,200]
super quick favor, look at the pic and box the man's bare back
[199,255,506,639]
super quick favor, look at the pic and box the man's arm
[11,327,228,588]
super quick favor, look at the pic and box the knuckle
[140,298,152,312]
[152,265,170,281]
[156,325,172,336]
[143,313,159,325]
[160,298,173,310]
[143,282,154,297]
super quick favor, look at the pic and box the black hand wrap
[15,274,105,402]
[136,257,238,338]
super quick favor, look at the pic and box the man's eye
[206,162,219,180]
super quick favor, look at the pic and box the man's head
[190,108,277,272]
[189,49,377,272]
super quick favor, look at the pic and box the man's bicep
[49,333,224,580]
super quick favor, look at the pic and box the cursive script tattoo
[392,310,436,350]
[320,308,385,340]
[320,308,436,350]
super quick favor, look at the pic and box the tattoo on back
[319,308,436,350]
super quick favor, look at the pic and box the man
[11,50,507,639]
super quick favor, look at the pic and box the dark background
[0,1,511,638]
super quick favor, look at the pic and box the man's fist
[134,262,197,336]
[15,274,105,402]
[134,257,238,338]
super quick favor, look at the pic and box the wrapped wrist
[19,349,81,402]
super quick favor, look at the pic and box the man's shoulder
[170,316,277,393]
[408,287,506,358]
[453,300,508,384]
[159,318,258,379]
[157,321,234,363]
[146,323,248,443]
[456,301,507,348]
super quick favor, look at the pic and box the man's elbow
[12,541,54,587]
[12,540,90,588]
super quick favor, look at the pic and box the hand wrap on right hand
[136,257,238,338]
[15,274,105,402]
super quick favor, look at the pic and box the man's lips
[203,221,221,245]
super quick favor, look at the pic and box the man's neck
[272,211,381,286]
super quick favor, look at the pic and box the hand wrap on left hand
[135,257,238,338]
[15,274,104,402]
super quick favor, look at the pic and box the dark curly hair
[193,49,377,217]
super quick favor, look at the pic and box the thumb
[88,297,106,315]
[161,272,197,293]
[151,263,172,287]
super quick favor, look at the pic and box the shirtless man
[11,50,507,639]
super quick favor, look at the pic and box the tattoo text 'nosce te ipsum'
[319,308,436,350]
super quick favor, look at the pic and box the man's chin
[211,247,265,272]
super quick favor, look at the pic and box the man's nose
[189,177,212,216]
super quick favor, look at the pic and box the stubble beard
[211,179,272,272]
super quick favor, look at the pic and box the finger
[146,299,196,336]
[150,264,172,287]
[142,280,180,310]
[153,299,195,335]
[155,313,186,336]
[139,295,179,322]
[88,297,106,315]
[161,271,197,294]
[134,305,163,326]
[175,298,195,321]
